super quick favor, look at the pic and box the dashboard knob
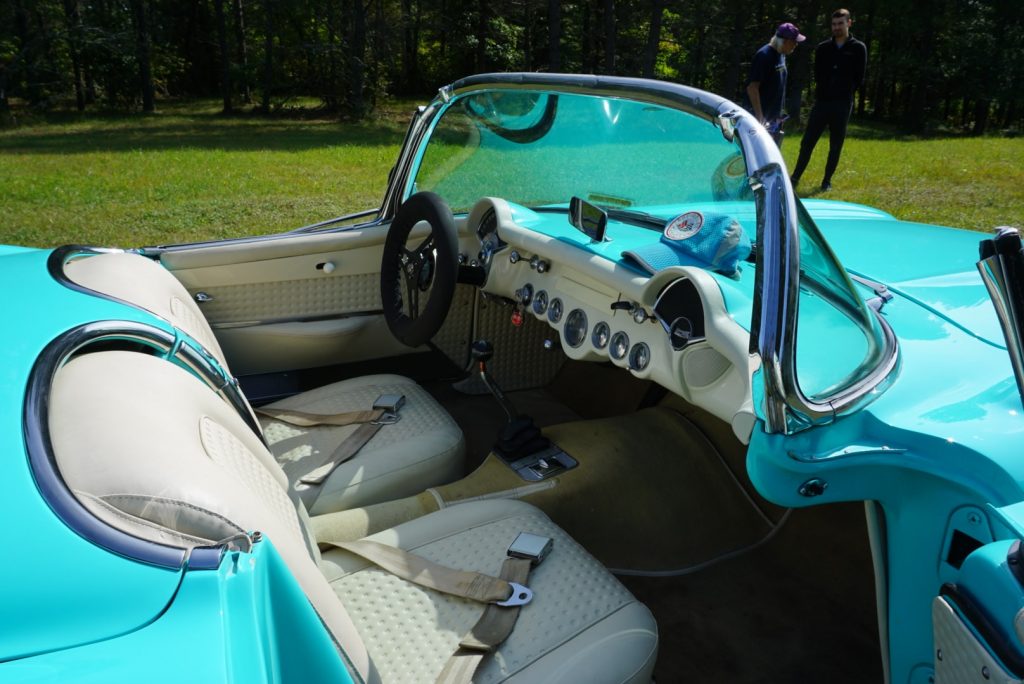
[510,251,521,264]
[543,339,554,350]
[536,260,550,273]
[515,283,533,305]
[529,255,540,270]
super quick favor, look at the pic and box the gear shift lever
[469,339,551,460]
[470,340,517,422]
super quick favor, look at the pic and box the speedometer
[564,309,588,348]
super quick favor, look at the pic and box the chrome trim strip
[287,207,381,234]
[209,309,385,330]
[24,321,227,570]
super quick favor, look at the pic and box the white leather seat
[48,350,658,683]
[260,373,464,513]
[65,252,465,512]
[323,499,658,683]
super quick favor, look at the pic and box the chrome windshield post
[978,227,1024,408]
[750,163,806,434]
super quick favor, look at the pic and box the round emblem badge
[664,211,704,241]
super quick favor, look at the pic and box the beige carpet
[434,406,774,572]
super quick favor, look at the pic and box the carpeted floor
[424,360,882,681]
[620,501,883,683]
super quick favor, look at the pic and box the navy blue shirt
[745,44,787,120]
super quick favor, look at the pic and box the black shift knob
[470,339,494,364]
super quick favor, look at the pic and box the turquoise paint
[0,249,186,660]
[747,285,1024,683]
[0,244,39,257]
[2,539,353,682]
[810,210,1003,345]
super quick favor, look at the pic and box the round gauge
[629,342,651,371]
[592,321,611,349]
[533,290,548,315]
[609,331,629,361]
[564,309,588,348]
[548,298,564,324]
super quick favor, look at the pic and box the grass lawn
[783,121,1023,232]
[0,100,410,247]
[0,101,1021,248]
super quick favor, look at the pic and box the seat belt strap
[260,394,406,486]
[320,538,532,605]
[436,556,533,684]
[321,532,551,684]
[293,420,384,485]
[255,406,385,427]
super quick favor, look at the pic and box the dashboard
[462,197,757,443]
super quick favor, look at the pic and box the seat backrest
[48,349,373,680]
[64,252,229,370]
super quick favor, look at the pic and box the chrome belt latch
[372,394,406,425]
[507,532,553,566]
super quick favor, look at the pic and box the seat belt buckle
[507,532,553,567]
[372,394,406,424]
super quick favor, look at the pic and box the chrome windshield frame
[727,106,900,434]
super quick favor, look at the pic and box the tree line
[1,0,1021,134]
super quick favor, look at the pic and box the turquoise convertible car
[4,73,1023,683]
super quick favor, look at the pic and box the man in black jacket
[790,9,867,191]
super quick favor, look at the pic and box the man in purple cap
[744,22,806,145]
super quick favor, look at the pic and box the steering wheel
[380,192,459,347]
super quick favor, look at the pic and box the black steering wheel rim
[380,192,459,347]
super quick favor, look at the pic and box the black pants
[792,99,853,184]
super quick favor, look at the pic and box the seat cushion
[261,374,465,514]
[319,499,658,684]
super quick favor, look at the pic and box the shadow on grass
[0,117,406,154]
[0,98,415,154]
[787,116,989,142]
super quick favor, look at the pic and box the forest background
[1,0,1022,134]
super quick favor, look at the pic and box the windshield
[793,201,889,401]
[411,89,751,216]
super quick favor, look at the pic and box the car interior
[43,188,885,681]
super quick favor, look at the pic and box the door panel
[935,537,1024,684]
[160,225,418,375]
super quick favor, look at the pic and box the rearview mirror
[569,196,608,242]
